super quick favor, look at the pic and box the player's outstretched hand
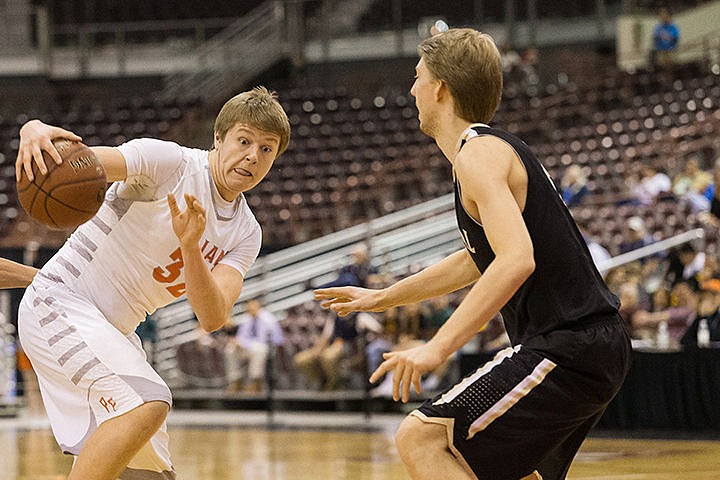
[369,343,445,403]
[313,286,385,316]
[167,193,207,248]
[16,119,82,182]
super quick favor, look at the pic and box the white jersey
[36,138,262,334]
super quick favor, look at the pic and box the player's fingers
[392,362,405,402]
[42,138,63,165]
[411,370,422,395]
[314,287,350,299]
[52,127,82,142]
[401,366,414,403]
[167,193,180,216]
[331,301,359,317]
[369,361,391,384]
[15,152,26,182]
[184,194,205,216]
[31,146,48,176]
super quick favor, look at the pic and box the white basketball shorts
[18,280,175,479]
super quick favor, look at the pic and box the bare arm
[425,137,535,359]
[167,193,243,332]
[0,258,38,289]
[370,137,536,402]
[314,249,480,316]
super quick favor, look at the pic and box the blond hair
[214,86,291,155]
[418,28,503,123]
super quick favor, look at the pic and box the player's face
[212,123,280,199]
[410,58,440,138]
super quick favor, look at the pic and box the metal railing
[161,1,288,102]
[151,193,460,386]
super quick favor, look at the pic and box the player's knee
[395,416,436,464]
[137,401,170,432]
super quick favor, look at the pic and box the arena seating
[0,59,716,256]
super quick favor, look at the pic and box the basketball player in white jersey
[10,86,291,480]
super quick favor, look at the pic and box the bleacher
[0,0,718,413]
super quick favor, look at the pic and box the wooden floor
[1,411,719,479]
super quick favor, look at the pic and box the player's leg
[395,414,475,480]
[18,284,176,479]
[396,413,544,480]
[535,410,605,480]
[294,347,323,387]
[247,342,269,391]
[319,340,343,389]
[67,400,169,480]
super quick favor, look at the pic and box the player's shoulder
[456,134,518,174]
[118,138,187,163]
[235,195,262,233]
[121,137,181,151]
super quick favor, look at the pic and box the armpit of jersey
[118,174,161,201]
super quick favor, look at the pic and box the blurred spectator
[499,42,523,84]
[478,314,511,352]
[520,47,540,91]
[579,227,612,269]
[651,7,679,70]
[619,216,655,254]
[421,296,453,340]
[630,164,672,205]
[293,312,360,390]
[176,323,228,387]
[227,299,285,393]
[633,282,697,343]
[316,243,378,289]
[666,243,705,288]
[298,243,379,389]
[560,165,589,207]
[681,284,720,347]
[396,302,429,338]
[617,281,648,338]
[672,157,713,211]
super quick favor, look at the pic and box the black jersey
[454,124,619,346]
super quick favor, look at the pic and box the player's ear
[434,79,447,101]
[213,131,221,149]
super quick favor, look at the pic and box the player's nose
[244,145,259,163]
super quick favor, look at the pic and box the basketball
[16,139,107,229]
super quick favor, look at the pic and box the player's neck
[207,149,240,203]
[435,118,472,164]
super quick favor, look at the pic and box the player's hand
[167,193,206,248]
[16,119,82,182]
[369,343,445,403]
[313,286,385,316]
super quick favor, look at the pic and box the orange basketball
[16,139,107,229]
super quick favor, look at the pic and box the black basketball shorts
[415,319,630,480]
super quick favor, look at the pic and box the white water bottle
[697,318,711,348]
[656,320,670,350]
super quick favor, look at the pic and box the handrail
[151,194,460,384]
[162,1,287,102]
[597,228,705,273]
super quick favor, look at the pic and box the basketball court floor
[1,409,719,479]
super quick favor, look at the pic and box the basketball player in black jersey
[315,28,630,480]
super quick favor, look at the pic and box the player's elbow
[198,314,230,333]
[512,253,535,282]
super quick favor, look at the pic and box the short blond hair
[418,28,503,124]
[214,86,291,155]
